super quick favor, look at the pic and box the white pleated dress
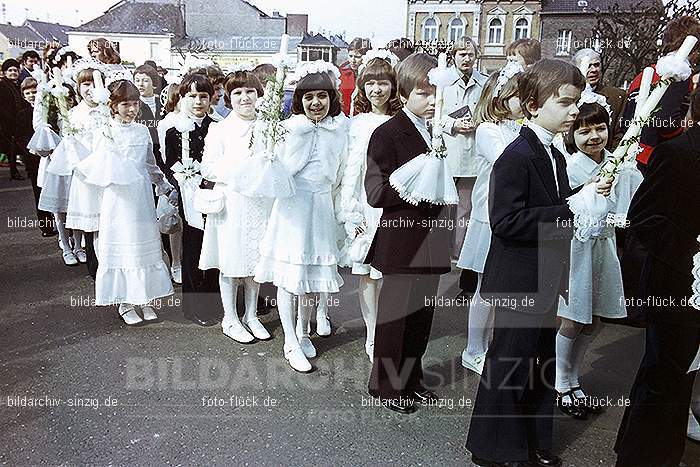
[198,113,274,278]
[337,112,389,280]
[457,120,521,273]
[76,120,174,306]
[254,114,349,295]
[65,102,110,232]
[557,150,629,324]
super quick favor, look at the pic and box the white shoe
[62,251,78,266]
[298,336,317,358]
[141,305,158,321]
[171,264,182,285]
[243,318,271,340]
[74,249,87,263]
[461,349,486,375]
[688,411,700,442]
[118,304,143,326]
[222,321,255,343]
[365,341,374,363]
[315,314,332,337]
[284,344,312,373]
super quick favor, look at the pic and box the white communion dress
[457,120,521,273]
[337,112,390,279]
[254,113,349,295]
[557,150,633,324]
[64,101,110,232]
[76,120,174,306]
[198,112,274,278]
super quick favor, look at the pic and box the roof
[329,35,349,49]
[299,33,336,48]
[25,20,73,44]
[541,0,661,14]
[0,24,44,45]
[73,1,185,36]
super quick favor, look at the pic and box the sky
[0,0,407,46]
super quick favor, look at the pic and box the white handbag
[193,188,225,214]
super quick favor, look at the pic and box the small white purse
[193,188,225,214]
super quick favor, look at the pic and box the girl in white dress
[76,80,176,326]
[64,66,110,259]
[199,70,274,343]
[36,76,79,266]
[254,67,349,373]
[337,55,401,362]
[456,62,524,375]
[555,102,640,419]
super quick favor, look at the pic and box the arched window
[423,17,438,41]
[514,18,530,40]
[448,17,465,42]
[488,18,503,44]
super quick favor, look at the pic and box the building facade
[406,0,541,73]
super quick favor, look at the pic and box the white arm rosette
[600,36,696,183]
[389,53,459,205]
[605,158,643,228]
[171,159,204,230]
[691,235,700,311]
[566,183,610,242]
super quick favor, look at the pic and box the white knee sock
[358,275,379,347]
[72,229,84,251]
[241,277,260,323]
[555,332,576,393]
[219,274,241,328]
[298,293,313,338]
[317,292,329,319]
[169,230,182,268]
[277,288,299,349]
[466,275,493,357]
[571,333,594,392]
[55,212,72,253]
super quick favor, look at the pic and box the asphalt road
[1,166,699,466]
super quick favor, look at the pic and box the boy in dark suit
[162,73,220,327]
[364,53,452,414]
[466,59,611,467]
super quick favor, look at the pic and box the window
[150,42,159,60]
[488,18,503,44]
[423,17,438,42]
[448,17,465,42]
[514,18,530,40]
[556,30,572,55]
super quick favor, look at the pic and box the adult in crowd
[621,16,700,175]
[442,36,487,263]
[0,58,26,180]
[339,37,371,115]
[615,89,700,467]
[572,48,627,149]
[18,50,41,83]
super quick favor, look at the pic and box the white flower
[174,113,195,133]
[92,88,110,105]
[362,49,399,68]
[656,53,692,81]
[428,64,460,88]
[493,61,524,97]
[292,60,341,86]
[49,85,68,97]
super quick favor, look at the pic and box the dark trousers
[615,321,700,467]
[368,273,440,399]
[466,307,557,463]
[181,222,221,321]
[84,231,98,280]
[21,153,54,234]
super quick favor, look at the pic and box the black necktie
[551,145,567,199]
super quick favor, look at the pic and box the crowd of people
[1,14,699,467]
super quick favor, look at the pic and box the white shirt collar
[403,108,431,147]
[526,121,555,148]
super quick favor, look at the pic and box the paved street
[1,166,699,466]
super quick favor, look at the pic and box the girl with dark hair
[254,66,349,373]
[198,70,273,338]
[75,79,176,326]
[337,54,400,361]
[555,102,641,419]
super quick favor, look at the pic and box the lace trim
[691,235,700,311]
